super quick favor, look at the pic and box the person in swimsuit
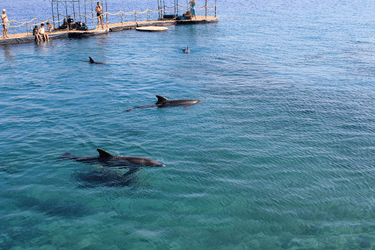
[95,2,103,29]
[67,16,74,30]
[46,22,53,33]
[38,23,49,41]
[33,25,41,41]
[189,0,196,19]
[1,9,9,38]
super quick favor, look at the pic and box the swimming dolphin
[182,45,190,54]
[59,149,165,169]
[87,57,106,64]
[126,95,204,112]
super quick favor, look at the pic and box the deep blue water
[2,0,375,249]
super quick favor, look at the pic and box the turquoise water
[2,0,375,249]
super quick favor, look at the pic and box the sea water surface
[1,0,375,249]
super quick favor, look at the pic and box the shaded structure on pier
[50,0,109,28]
[157,0,217,19]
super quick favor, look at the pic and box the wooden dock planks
[0,16,218,45]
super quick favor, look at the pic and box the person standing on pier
[95,2,104,29]
[1,9,9,38]
[189,0,196,20]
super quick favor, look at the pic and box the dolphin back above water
[126,95,204,112]
[59,149,165,168]
[182,45,190,54]
[86,57,106,65]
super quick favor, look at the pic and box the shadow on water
[16,196,94,218]
[0,224,43,250]
[3,44,13,61]
[0,194,95,249]
[72,167,139,188]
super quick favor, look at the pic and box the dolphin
[59,149,165,170]
[86,57,106,64]
[126,95,203,112]
[182,45,190,54]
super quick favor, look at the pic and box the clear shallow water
[2,0,375,249]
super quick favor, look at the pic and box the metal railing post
[105,1,108,27]
[215,0,217,17]
[205,0,207,19]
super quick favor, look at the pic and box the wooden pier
[0,16,218,45]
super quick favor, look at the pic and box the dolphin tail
[58,152,71,161]
[125,104,157,112]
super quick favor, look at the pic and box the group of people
[33,22,52,42]
[2,0,196,40]
[56,2,103,30]
[2,9,52,41]
[1,1,103,41]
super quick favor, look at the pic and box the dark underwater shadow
[15,195,95,219]
[72,167,139,188]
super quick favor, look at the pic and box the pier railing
[5,4,217,36]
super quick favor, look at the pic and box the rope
[5,4,217,32]
[177,4,190,8]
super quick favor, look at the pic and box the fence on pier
[5,2,217,36]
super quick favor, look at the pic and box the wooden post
[57,2,60,27]
[160,0,163,19]
[102,0,104,26]
[91,1,94,26]
[65,0,68,19]
[51,0,55,29]
[78,0,81,22]
[174,0,176,17]
[163,0,166,19]
[157,0,160,19]
[84,0,87,24]
[214,0,217,17]
[105,0,108,27]
[73,2,76,20]
[205,0,207,19]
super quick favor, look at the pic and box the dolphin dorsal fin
[97,149,113,158]
[156,95,169,104]
[89,57,95,63]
